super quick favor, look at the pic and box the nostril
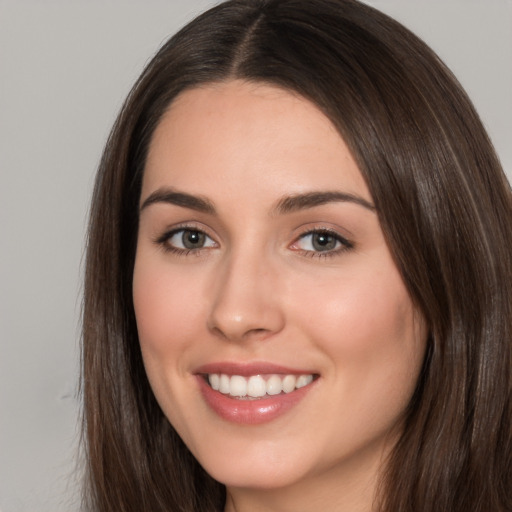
[241,327,275,342]
[250,328,268,335]
[209,322,276,343]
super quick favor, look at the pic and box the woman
[81,0,512,510]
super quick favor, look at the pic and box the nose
[207,250,285,343]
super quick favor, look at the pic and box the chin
[190,436,313,490]
[206,460,307,490]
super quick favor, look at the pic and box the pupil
[312,233,336,251]
[183,230,204,249]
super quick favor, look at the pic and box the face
[133,80,426,504]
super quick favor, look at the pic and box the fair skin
[133,80,427,512]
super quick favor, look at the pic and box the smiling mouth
[205,373,317,400]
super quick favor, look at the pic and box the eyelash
[154,226,353,258]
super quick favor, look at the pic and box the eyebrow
[140,188,216,214]
[139,187,375,215]
[274,191,375,214]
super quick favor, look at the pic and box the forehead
[142,80,370,204]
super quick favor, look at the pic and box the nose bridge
[207,242,284,342]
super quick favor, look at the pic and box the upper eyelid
[161,222,214,236]
[154,224,217,245]
[293,227,352,244]
[291,216,355,237]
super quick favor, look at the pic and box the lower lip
[196,376,316,425]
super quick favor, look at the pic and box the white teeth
[247,375,267,397]
[282,374,297,393]
[207,373,315,398]
[209,373,220,391]
[219,374,230,394]
[266,375,282,395]
[230,375,247,397]
[296,374,313,389]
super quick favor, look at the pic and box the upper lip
[194,361,317,377]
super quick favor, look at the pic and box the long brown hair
[82,1,512,510]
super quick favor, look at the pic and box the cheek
[294,265,426,460]
[298,263,418,344]
[132,256,209,430]
[295,262,426,403]
[132,256,206,358]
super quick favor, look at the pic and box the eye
[291,229,352,256]
[159,228,217,252]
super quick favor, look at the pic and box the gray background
[0,1,510,511]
